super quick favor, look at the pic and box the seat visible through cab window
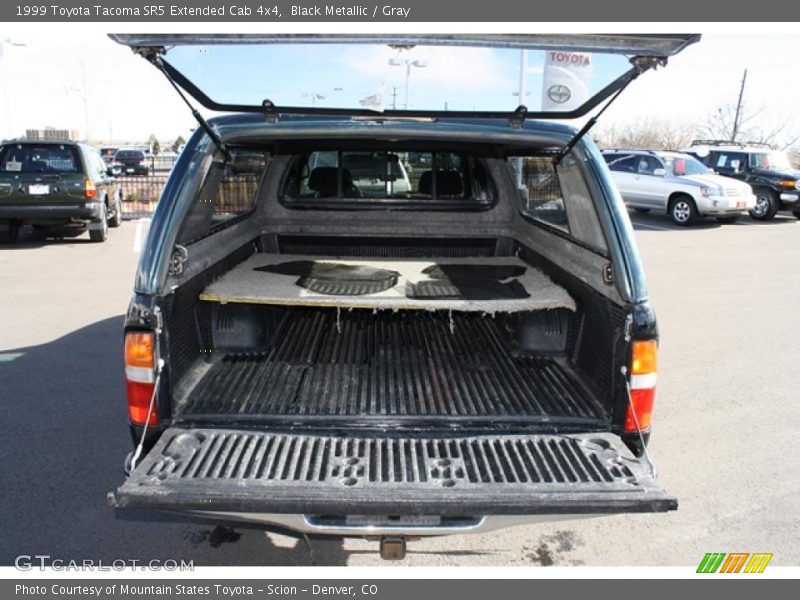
[636,156,662,176]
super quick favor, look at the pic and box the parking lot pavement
[1,214,799,567]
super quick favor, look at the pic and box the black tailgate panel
[113,429,676,515]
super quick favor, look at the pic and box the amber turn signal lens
[125,332,155,369]
[631,340,657,375]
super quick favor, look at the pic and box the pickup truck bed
[173,307,604,425]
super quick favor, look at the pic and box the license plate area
[29,184,50,195]
[344,515,442,527]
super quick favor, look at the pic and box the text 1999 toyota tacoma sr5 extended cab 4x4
[107,34,698,559]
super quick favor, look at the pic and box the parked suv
[0,139,122,243]
[107,34,700,559]
[682,140,800,221]
[603,149,755,226]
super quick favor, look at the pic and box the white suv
[603,149,756,226]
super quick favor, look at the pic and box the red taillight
[124,332,158,426]
[126,380,158,426]
[85,179,96,199]
[624,387,655,432]
[624,340,657,433]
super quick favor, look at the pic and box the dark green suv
[0,139,122,243]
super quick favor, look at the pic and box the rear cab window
[0,143,82,174]
[281,149,493,209]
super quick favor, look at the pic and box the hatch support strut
[555,56,666,166]
[136,47,232,162]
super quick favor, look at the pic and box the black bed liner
[112,429,676,515]
[177,308,605,423]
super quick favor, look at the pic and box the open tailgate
[112,428,676,515]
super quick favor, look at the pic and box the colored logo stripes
[697,553,773,573]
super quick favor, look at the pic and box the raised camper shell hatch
[109,34,699,527]
[108,33,700,120]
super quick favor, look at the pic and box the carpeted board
[199,254,576,313]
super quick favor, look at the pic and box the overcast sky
[0,32,796,146]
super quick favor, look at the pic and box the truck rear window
[115,150,145,161]
[281,150,493,209]
[0,144,81,174]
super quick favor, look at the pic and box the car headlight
[700,186,724,197]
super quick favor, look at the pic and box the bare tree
[698,99,799,149]
[595,118,694,151]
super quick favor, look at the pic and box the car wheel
[89,203,109,242]
[792,209,800,220]
[108,197,122,228]
[0,220,20,244]
[749,188,779,221]
[669,195,697,226]
[633,208,651,213]
[716,215,739,224]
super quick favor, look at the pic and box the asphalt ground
[0,212,798,567]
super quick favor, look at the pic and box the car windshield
[0,144,81,173]
[660,154,710,176]
[749,151,792,171]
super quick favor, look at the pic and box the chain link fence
[118,173,260,220]
[118,175,170,219]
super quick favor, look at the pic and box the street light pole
[404,62,411,109]
[389,58,427,110]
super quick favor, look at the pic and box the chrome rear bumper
[186,511,600,537]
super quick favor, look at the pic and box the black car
[683,140,800,220]
[114,149,150,176]
[0,139,122,243]
[107,33,700,559]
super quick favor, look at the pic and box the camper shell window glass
[177,149,269,244]
[281,149,494,209]
[515,154,607,253]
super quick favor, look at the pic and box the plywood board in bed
[199,254,576,313]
